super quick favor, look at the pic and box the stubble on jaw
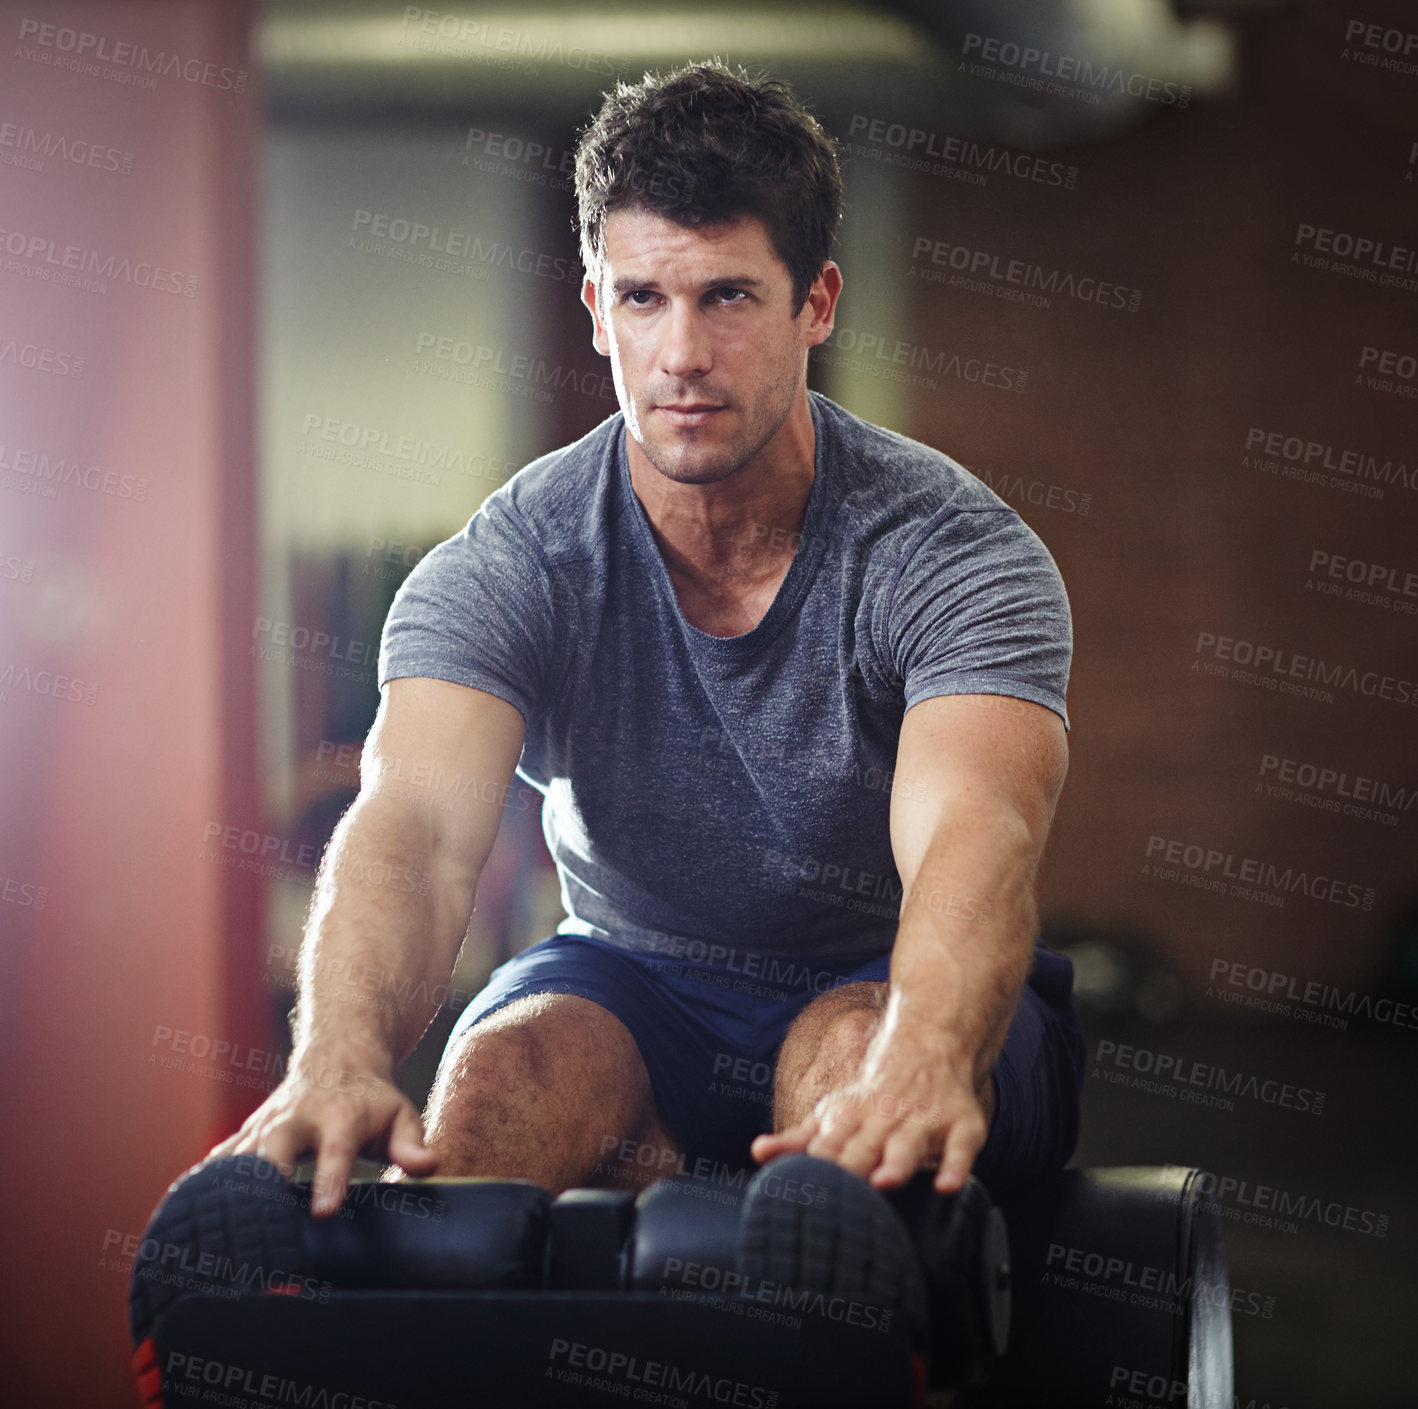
[627,354,806,489]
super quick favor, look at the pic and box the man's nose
[658,302,712,379]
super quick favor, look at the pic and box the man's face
[581,210,839,485]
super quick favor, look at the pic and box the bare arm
[296,677,525,1066]
[209,677,525,1213]
[753,692,1067,1192]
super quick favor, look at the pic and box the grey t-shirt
[378,392,1071,963]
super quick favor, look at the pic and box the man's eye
[711,288,747,304]
[625,290,656,306]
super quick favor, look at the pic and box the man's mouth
[656,402,725,427]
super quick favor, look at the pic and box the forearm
[755,696,1065,1188]
[291,791,480,1073]
[883,808,1040,1090]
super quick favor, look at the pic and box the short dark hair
[574,61,843,312]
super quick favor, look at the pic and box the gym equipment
[129,1154,1230,1409]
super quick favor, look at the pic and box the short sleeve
[377,494,556,723]
[882,505,1072,730]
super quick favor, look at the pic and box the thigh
[447,935,760,1173]
[455,937,903,1176]
[429,951,685,1188]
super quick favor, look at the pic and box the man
[210,62,1083,1219]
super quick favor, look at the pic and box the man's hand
[751,1026,994,1194]
[205,1044,438,1217]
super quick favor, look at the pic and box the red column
[0,3,262,1401]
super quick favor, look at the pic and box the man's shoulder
[483,412,624,562]
[812,393,1010,520]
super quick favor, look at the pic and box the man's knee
[446,1011,548,1093]
[423,992,678,1188]
[780,982,888,1063]
[773,982,888,1121]
[438,993,640,1099]
[808,1004,878,1065]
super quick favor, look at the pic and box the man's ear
[581,277,611,356]
[801,261,843,349]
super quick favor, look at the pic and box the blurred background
[1,0,1415,1402]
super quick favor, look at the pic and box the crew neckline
[617,392,832,656]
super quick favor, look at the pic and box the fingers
[821,1117,884,1179]
[255,1121,311,1183]
[750,1116,817,1164]
[756,1082,986,1194]
[388,1100,439,1176]
[205,1132,242,1162]
[311,1139,356,1218]
[204,1119,301,1180]
[200,1068,424,1217]
[305,1092,394,1215]
[933,1110,987,1194]
[867,1124,928,1190]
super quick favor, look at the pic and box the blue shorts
[445,936,1085,1195]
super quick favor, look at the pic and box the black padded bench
[129,1155,1231,1409]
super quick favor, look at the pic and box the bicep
[889,693,1068,896]
[360,677,527,876]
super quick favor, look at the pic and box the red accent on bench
[132,1335,163,1408]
